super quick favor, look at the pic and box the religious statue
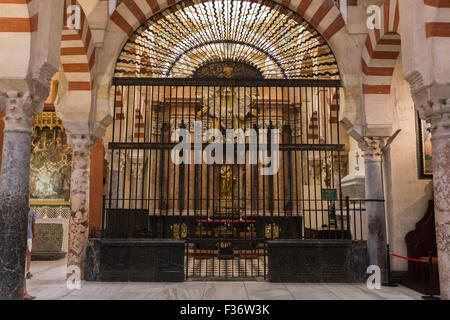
[219,165,234,199]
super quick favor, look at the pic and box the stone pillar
[66,134,96,280]
[131,155,144,209]
[0,92,35,299]
[418,99,450,299]
[106,149,125,209]
[359,137,387,275]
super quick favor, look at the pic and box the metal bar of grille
[112,77,342,88]
[103,81,362,281]
[108,142,346,151]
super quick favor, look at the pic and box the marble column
[0,92,36,299]
[66,134,95,280]
[418,99,450,300]
[359,137,387,276]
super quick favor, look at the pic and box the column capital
[417,99,450,140]
[67,133,98,157]
[358,137,385,161]
[0,63,54,134]
[0,92,35,133]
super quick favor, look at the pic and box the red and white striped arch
[361,0,401,131]
[0,0,37,79]
[110,0,345,41]
[424,0,450,38]
[60,0,96,92]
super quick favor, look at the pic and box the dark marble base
[104,212,303,240]
[0,131,32,299]
[85,239,185,282]
[84,239,101,281]
[268,240,368,283]
[31,223,66,261]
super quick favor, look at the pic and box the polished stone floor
[27,259,423,300]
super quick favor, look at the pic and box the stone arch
[61,0,96,92]
[57,0,98,129]
[95,0,356,117]
[361,0,401,136]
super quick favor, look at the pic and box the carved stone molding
[404,71,426,95]
[358,137,385,161]
[28,61,57,112]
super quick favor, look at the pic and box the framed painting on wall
[416,111,433,179]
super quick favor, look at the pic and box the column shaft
[420,99,450,299]
[0,92,35,299]
[360,137,387,275]
[0,131,31,299]
[66,134,94,280]
[365,158,387,271]
[432,135,450,299]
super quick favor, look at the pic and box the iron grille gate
[104,78,344,280]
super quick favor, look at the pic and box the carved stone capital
[417,99,450,140]
[67,134,97,157]
[359,137,385,161]
[0,92,35,133]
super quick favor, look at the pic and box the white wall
[384,56,433,271]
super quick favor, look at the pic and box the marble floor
[26,259,423,300]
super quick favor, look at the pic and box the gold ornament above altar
[30,112,71,206]
[220,165,234,199]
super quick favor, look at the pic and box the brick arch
[361,0,401,132]
[60,0,96,92]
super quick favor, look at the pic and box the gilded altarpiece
[30,112,72,206]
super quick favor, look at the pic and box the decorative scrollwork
[194,61,263,79]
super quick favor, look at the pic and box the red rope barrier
[391,253,425,263]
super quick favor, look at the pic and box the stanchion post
[422,251,440,300]
[383,244,398,287]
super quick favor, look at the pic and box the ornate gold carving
[265,223,280,239]
[33,112,64,131]
[220,165,234,199]
[217,242,232,249]
[30,112,72,204]
[194,61,263,79]
[170,223,188,239]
